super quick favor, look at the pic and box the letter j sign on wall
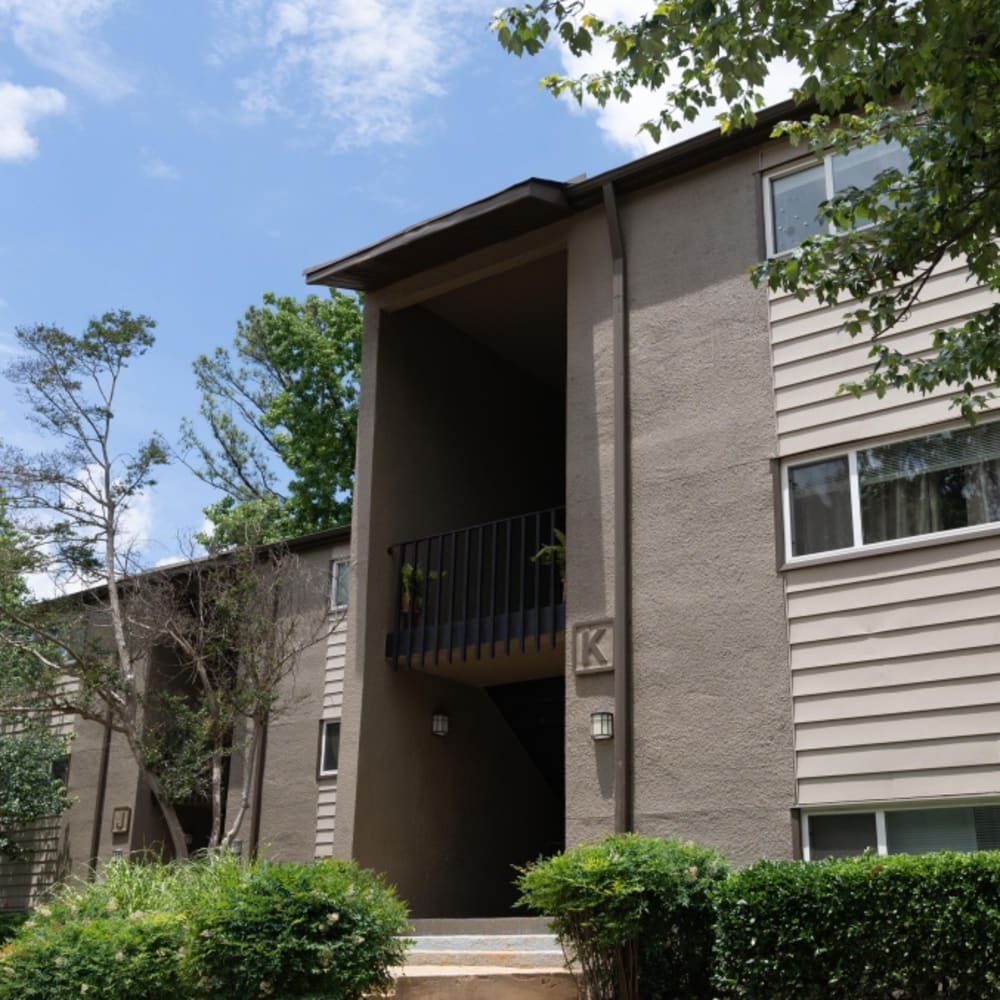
[573,619,615,675]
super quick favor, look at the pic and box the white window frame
[329,558,350,611]
[318,718,341,777]
[781,419,1000,564]
[801,802,1000,860]
[763,140,904,257]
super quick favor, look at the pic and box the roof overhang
[304,99,808,293]
[305,179,571,291]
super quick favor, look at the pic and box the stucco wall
[335,296,566,916]
[565,150,795,863]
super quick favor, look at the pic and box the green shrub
[0,911,186,1000]
[185,858,409,1000]
[0,855,409,1000]
[516,833,729,1000]
[714,851,1000,999]
[0,911,28,945]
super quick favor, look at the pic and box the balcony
[386,507,566,671]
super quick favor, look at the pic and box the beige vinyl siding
[315,613,347,858]
[770,255,999,456]
[0,680,76,909]
[787,536,1000,806]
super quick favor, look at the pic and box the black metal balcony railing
[386,507,566,667]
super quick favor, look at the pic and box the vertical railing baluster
[434,530,446,666]
[447,529,457,664]
[489,521,498,657]
[534,511,542,651]
[461,527,470,662]
[503,519,512,656]
[549,508,558,649]
[475,524,484,661]
[519,514,527,654]
[405,539,416,671]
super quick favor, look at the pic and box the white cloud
[212,0,493,149]
[140,146,180,181]
[0,0,130,99]
[0,81,67,160]
[555,0,802,156]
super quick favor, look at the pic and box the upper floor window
[785,421,1000,558]
[766,139,910,255]
[318,719,341,776]
[329,558,349,610]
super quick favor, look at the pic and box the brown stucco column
[603,182,633,834]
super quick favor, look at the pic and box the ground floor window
[804,803,1000,859]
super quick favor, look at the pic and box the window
[329,559,349,610]
[318,720,340,776]
[805,805,1000,859]
[766,139,910,254]
[785,421,1000,559]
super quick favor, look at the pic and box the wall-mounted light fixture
[590,710,614,741]
[432,712,449,737]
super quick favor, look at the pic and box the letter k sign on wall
[573,619,614,675]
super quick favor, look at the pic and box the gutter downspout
[603,181,633,834]
[87,709,113,877]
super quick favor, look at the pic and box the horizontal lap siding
[0,686,75,909]
[770,256,998,457]
[315,614,347,858]
[786,537,1000,806]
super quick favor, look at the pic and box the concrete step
[392,918,575,996]
[391,967,577,999]
[407,934,565,969]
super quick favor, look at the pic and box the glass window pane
[331,560,350,608]
[832,139,910,195]
[810,813,877,859]
[321,721,340,774]
[859,423,1000,544]
[886,807,977,855]
[771,164,827,253]
[788,456,854,556]
[973,806,1000,849]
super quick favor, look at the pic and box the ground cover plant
[516,833,729,1000]
[0,854,409,1000]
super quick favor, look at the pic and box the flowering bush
[516,834,729,1000]
[0,855,409,999]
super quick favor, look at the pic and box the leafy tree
[492,0,1000,418]
[181,291,362,545]
[0,313,335,860]
[0,506,70,860]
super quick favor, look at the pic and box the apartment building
[303,100,1000,916]
[0,527,351,910]
[4,103,997,918]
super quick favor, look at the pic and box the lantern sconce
[590,710,614,741]
[432,712,450,737]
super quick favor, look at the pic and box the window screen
[330,559,350,609]
[887,806,1000,855]
[810,813,878,859]
[788,456,854,556]
[320,720,341,775]
[771,164,827,253]
[859,423,1000,543]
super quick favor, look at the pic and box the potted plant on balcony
[532,528,566,600]
[400,563,445,618]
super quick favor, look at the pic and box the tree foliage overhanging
[182,290,362,546]
[492,0,1000,418]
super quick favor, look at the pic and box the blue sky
[0,1,796,573]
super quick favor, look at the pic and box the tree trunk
[141,765,189,860]
[208,745,224,849]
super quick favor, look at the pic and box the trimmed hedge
[0,855,409,1000]
[714,851,1000,999]
[517,834,730,1000]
